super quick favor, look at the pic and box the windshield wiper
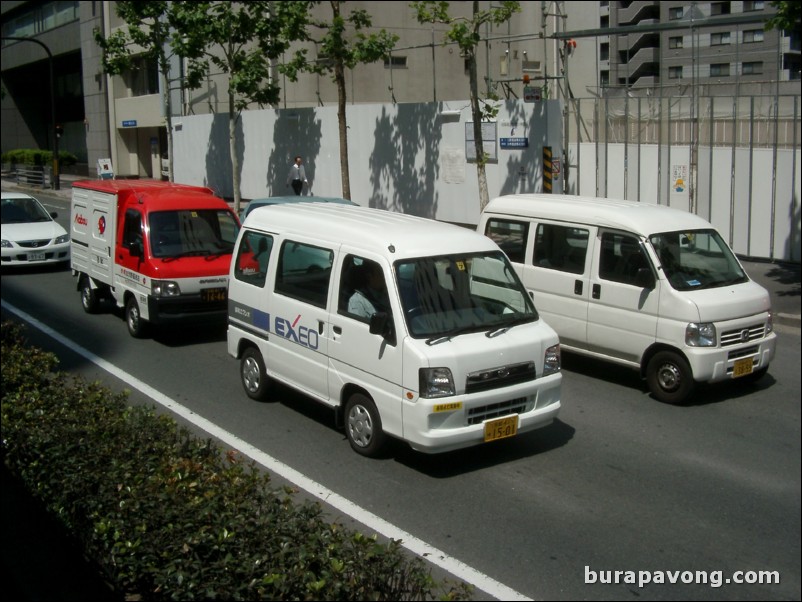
[485,316,532,338]
[426,325,480,346]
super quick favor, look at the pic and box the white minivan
[227,203,562,456]
[478,194,777,404]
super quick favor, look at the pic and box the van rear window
[275,240,333,307]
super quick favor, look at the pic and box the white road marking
[2,299,532,601]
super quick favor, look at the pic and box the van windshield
[649,229,748,291]
[149,210,240,259]
[395,251,538,339]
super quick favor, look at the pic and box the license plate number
[201,287,226,302]
[28,252,45,261]
[484,415,518,443]
[732,357,754,378]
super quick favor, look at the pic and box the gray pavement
[3,174,800,330]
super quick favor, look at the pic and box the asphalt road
[1,187,800,601]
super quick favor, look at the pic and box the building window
[711,2,731,16]
[711,32,731,46]
[600,43,609,61]
[669,66,683,79]
[128,56,159,97]
[742,61,763,75]
[601,15,609,28]
[669,7,684,20]
[600,70,609,87]
[744,1,764,11]
[710,63,730,77]
[669,37,683,49]
[384,55,407,69]
[743,29,764,43]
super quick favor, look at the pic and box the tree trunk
[335,60,351,200]
[229,90,242,215]
[468,51,489,212]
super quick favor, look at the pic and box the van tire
[79,275,100,314]
[345,394,386,457]
[241,347,271,401]
[647,351,694,405]
[125,297,148,338]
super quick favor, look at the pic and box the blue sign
[500,137,529,149]
[122,120,137,127]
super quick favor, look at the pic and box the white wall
[171,100,564,226]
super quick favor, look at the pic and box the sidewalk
[2,174,800,329]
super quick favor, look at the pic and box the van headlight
[152,280,181,297]
[543,344,561,376]
[686,322,716,347]
[419,367,455,399]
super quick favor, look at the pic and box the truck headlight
[419,367,455,399]
[543,344,561,376]
[152,280,181,297]
[686,322,716,347]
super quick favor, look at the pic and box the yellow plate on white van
[484,415,518,442]
[732,358,754,378]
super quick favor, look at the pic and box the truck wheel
[125,297,148,338]
[241,347,271,400]
[79,275,100,314]
[345,393,386,457]
[646,351,695,405]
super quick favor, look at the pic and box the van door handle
[592,283,601,299]
[574,279,583,295]
[318,320,325,334]
[333,325,342,335]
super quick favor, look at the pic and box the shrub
[0,321,472,601]
[1,148,77,167]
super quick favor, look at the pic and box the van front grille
[465,361,535,394]
[721,324,765,347]
[467,397,528,425]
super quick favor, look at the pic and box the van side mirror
[369,311,395,344]
[635,267,655,289]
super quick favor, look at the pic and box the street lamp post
[1,36,60,190]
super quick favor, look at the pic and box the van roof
[484,194,713,237]
[242,203,498,259]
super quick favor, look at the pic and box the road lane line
[2,300,533,602]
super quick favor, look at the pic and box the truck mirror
[635,267,655,289]
[129,241,143,258]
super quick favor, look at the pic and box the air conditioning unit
[522,60,542,75]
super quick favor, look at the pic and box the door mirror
[369,311,395,344]
[635,267,655,289]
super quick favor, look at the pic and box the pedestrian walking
[286,155,308,195]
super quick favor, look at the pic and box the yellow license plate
[484,415,518,443]
[732,357,754,378]
[201,287,227,302]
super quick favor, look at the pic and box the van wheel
[345,394,386,457]
[241,347,271,401]
[79,275,100,314]
[646,351,694,405]
[125,297,148,338]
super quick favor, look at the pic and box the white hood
[3,220,67,243]
[684,280,771,322]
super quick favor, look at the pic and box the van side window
[275,240,333,308]
[234,231,273,287]
[533,223,588,274]
[338,255,391,322]
[484,218,528,263]
[599,232,648,285]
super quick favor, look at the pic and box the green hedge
[0,321,472,601]
[1,148,78,167]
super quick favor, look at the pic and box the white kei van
[227,203,562,456]
[478,194,777,405]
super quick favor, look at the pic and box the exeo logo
[97,215,106,235]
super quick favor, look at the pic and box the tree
[172,1,307,213]
[281,2,398,200]
[94,1,180,181]
[413,1,520,212]
[765,1,802,33]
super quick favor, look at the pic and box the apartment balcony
[617,1,660,26]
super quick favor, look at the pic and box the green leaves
[1,320,473,601]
